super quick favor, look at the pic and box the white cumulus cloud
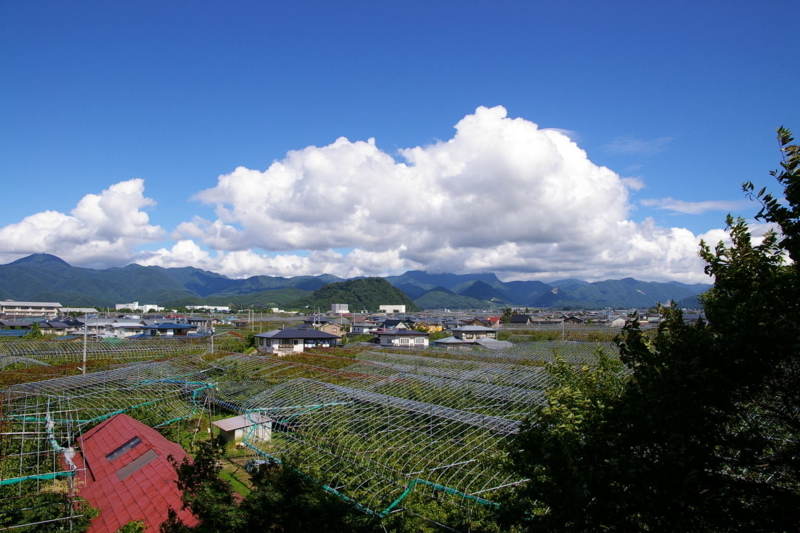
[0,179,163,267]
[154,105,718,282]
[0,108,736,284]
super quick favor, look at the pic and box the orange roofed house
[73,414,199,533]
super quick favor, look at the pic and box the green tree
[116,521,146,533]
[162,439,244,533]
[239,461,379,532]
[161,440,378,532]
[23,322,42,338]
[0,489,98,532]
[501,128,800,532]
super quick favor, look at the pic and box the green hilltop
[287,277,419,313]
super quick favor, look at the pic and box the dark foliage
[160,439,379,533]
[288,277,419,312]
[501,128,800,532]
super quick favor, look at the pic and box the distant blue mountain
[0,254,711,310]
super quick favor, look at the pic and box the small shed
[212,414,272,443]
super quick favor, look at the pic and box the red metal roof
[74,414,199,533]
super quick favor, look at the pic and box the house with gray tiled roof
[255,328,340,354]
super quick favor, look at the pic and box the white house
[351,321,379,334]
[451,325,497,340]
[379,305,406,314]
[372,328,429,348]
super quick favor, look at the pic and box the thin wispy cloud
[621,176,646,191]
[542,128,580,143]
[641,197,750,215]
[605,136,674,155]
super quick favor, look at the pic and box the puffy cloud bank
[0,107,725,282]
[164,106,713,282]
[0,179,163,267]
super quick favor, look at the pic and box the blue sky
[1,1,798,283]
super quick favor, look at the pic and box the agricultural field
[0,337,618,531]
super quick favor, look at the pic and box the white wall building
[115,302,164,313]
[331,303,349,314]
[186,305,231,313]
[0,301,62,319]
[379,305,406,314]
[373,328,429,348]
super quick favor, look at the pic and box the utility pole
[81,316,88,374]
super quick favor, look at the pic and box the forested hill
[287,278,420,313]
[0,254,709,310]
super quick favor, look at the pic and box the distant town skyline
[2,1,798,283]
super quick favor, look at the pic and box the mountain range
[0,254,710,310]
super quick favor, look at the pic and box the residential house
[608,316,628,328]
[104,320,147,338]
[74,414,199,533]
[451,325,497,341]
[303,315,332,326]
[187,316,213,331]
[141,323,198,336]
[318,323,346,336]
[485,316,501,327]
[381,319,410,329]
[509,315,531,325]
[372,328,429,348]
[37,321,71,335]
[441,319,467,330]
[461,317,492,327]
[411,320,443,333]
[255,328,340,354]
[432,325,509,350]
[351,321,380,334]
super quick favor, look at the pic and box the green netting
[0,341,617,529]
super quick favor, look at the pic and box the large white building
[0,301,62,319]
[115,302,164,313]
[379,304,406,314]
[331,303,349,314]
[186,305,231,313]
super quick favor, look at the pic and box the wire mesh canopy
[0,341,615,529]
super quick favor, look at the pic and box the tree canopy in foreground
[501,128,800,532]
